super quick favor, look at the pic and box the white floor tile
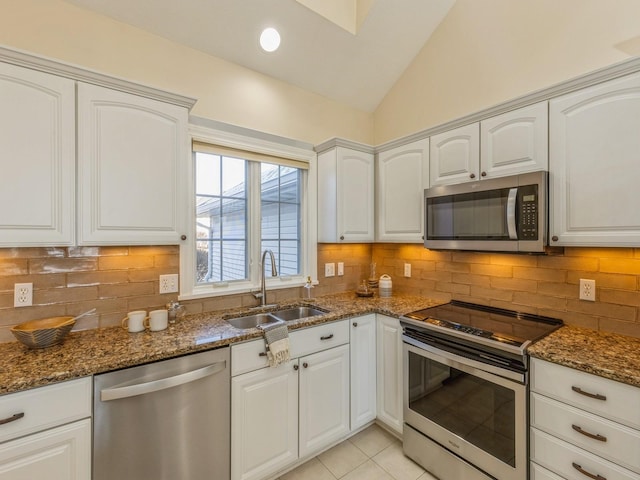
[350,424,397,457]
[317,439,368,478]
[279,457,337,480]
[372,442,425,480]
[341,459,395,480]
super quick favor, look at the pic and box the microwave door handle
[507,188,518,240]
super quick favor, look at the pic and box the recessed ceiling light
[260,27,281,52]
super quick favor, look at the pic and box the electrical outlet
[337,262,344,276]
[404,263,411,278]
[14,283,33,307]
[579,278,596,301]
[159,274,179,294]
[324,263,335,277]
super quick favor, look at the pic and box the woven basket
[11,316,75,349]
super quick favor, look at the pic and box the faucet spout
[256,249,278,306]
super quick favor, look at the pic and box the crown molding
[314,137,375,154]
[0,45,197,110]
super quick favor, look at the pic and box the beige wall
[374,0,640,143]
[0,0,373,145]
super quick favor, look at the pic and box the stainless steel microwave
[424,171,547,252]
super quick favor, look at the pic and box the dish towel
[260,322,291,367]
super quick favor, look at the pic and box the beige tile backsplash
[1,244,639,342]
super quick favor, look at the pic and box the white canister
[379,274,392,297]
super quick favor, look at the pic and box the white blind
[192,141,309,170]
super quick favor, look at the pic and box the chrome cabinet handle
[572,424,607,442]
[552,235,559,242]
[572,462,606,480]
[320,334,334,340]
[481,171,487,177]
[352,322,358,327]
[293,364,299,371]
[469,173,476,179]
[0,412,24,426]
[101,361,226,401]
[303,362,309,368]
[572,386,606,401]
[340,235,345,241]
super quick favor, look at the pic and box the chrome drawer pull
[572,462,606,480]
[572,424,607,442]
[0,412,24,426]
[572,386,607,401]
[320,334,334,341]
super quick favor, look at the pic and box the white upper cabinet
[0,62,75,246]
[317,145,374,242]
[376,139,429,243]
[429,123,479,186]
[77,83,188,245]
[480,102,548,178]
[549,72,640,246]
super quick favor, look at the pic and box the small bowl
[11,316,76,349]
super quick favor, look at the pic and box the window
[182,128,316,300]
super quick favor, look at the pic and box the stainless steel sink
[271,306,327,322]
[226,313,281,330]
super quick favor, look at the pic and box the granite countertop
[528,325,640,388]
[0,292,439,396]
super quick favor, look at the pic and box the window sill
[178,277,316,301]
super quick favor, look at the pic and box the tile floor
[277,424,437,480]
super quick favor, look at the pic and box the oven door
[403,340,526,480]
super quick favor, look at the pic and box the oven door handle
[507,187,518,240]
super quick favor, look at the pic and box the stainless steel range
[400,300,562,480]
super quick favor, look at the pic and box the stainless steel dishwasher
[93,346,230,480]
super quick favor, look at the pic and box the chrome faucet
[255,249,278,306]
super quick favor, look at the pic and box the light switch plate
[404,263,411,278]
[325,263,335,277]
[337,262,344,276]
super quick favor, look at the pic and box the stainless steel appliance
[93,347,230,480]
[425,171,547,252]
[401,301,561,480]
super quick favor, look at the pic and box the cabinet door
[231,362,299,480]
[350,314,377,430]
[430,123,479,186]
[299,344,350,457]
[0,419,91,480]
[550,72,640,246]
[337,147,374,242]
[376,314,403,435]
[77,83,188,245]
[481,102,548,179]
[0,62,75,246]
[376,139,429,243]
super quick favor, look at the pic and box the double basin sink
[226,306,327,330]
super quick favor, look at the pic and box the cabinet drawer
[531,428,640,480]
[531,393,640,473]
[531,462,566,480]
[290,320,349,358]
[0,378,91,444]
[531,358,640,429]
[231,338,269,376]
[231,320,350,376]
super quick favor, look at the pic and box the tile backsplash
[2,243,639,342]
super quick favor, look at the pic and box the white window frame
[180,121,317,300]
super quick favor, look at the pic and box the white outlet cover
[160,274,179,294]
[579,278,596,301]
[14,282,33,307]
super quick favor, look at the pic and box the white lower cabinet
[530,358,640,479]
[350,314,377,430]
[230,320,350,480]
[376,314,403,435]
[0,377,92,480]
[0,419,91,480]
[299,345,350,458]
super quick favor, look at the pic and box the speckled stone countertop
[0,292,439,396]
[528,325,640,388]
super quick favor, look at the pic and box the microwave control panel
[518,184,538,240]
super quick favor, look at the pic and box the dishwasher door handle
[101,360,226,402]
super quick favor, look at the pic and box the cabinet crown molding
[315,137,375,155]
[0,45,197,110]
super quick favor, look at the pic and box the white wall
[0,0,373,145]
[374,0,640,144]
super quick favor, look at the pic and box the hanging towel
[260,322,290,367]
